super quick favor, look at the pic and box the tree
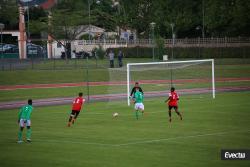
[205,0,250,37]
[227,0,250,36]
[50,0,86,40]
[91,0,117,31]
[1,0,250,42]
[28,7,48,37]
[0,0,19,30]
[155,37,165,60]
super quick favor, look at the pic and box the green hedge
[1,53,19,58]
[111,46,250,59]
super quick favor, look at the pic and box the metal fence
[80,37,250,46]
[0,57,111,71]
[1,37,250,71]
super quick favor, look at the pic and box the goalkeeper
[130,82,143,99]
[133,87,145,120]
[17,99,33,143]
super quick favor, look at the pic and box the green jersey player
[133,87,145,119]
[17,99,33,143]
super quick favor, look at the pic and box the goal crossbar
[126,59,215,106]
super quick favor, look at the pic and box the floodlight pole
[170,23,174,59]
[196,26,202,58]
[86,56,90,102]
[87,0,92,102]
[0,23,4,59]
[150,22,156,61]
[85,0,100,102]
[202,0,205,39]
[87,0,100,42]
[170,23,175,87]
[88,0,91,42]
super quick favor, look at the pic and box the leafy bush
[93,45,106,59]
[155,37,166,60]
[111,46,250,59]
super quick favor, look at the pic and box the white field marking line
[32,138,114,147]
[131,102,250,115]
[32,96,250,119]
[29,129,250,147]
[45,99,250,119]
[82,101,250,117]
[114,130,250,147]
[82,112,105,115]
[198,101,250,109]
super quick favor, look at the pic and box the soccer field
[0,92,249,167]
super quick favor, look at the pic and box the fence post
[1,57,4,71]
[9,59,12,71]
[198,37,201,58]
[74,57,77,69]
[86,56,90,102]
[31,57,34,69]
[53,57,55,70]
[95,51,98,68]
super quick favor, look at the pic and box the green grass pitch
[0,92,250,167]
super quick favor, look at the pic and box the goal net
[107,59,215,106]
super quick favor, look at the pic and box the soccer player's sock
[135,111,139,120]
[176,112,182,120]
[168,111,172,122]
[72,118,76,124]
[18,130,23,141]
[27,129,32,140]
[68,116,73,126]
[69,116,72,122]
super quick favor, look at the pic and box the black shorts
[71,110,80,116]
[169,106,178,110]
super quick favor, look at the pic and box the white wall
[49,40,128,59]
[50,41,65,59]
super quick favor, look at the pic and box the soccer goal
[126,59,215,106]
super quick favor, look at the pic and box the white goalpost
[126,59,215,106]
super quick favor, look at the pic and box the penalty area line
[29,129,250,147]
[34,138,114,147]
[114,130,250,147]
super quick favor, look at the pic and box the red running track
[0,85,250,110]
[0,77,250,90]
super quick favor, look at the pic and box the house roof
[40,0,57,9]
[18,0,57,9]
[74,25,105,39]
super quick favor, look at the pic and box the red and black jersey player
[165,87,183,122]
[68,92,86,127]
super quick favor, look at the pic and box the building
[120,28,137,41]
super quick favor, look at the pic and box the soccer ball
[113,112,119,117]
